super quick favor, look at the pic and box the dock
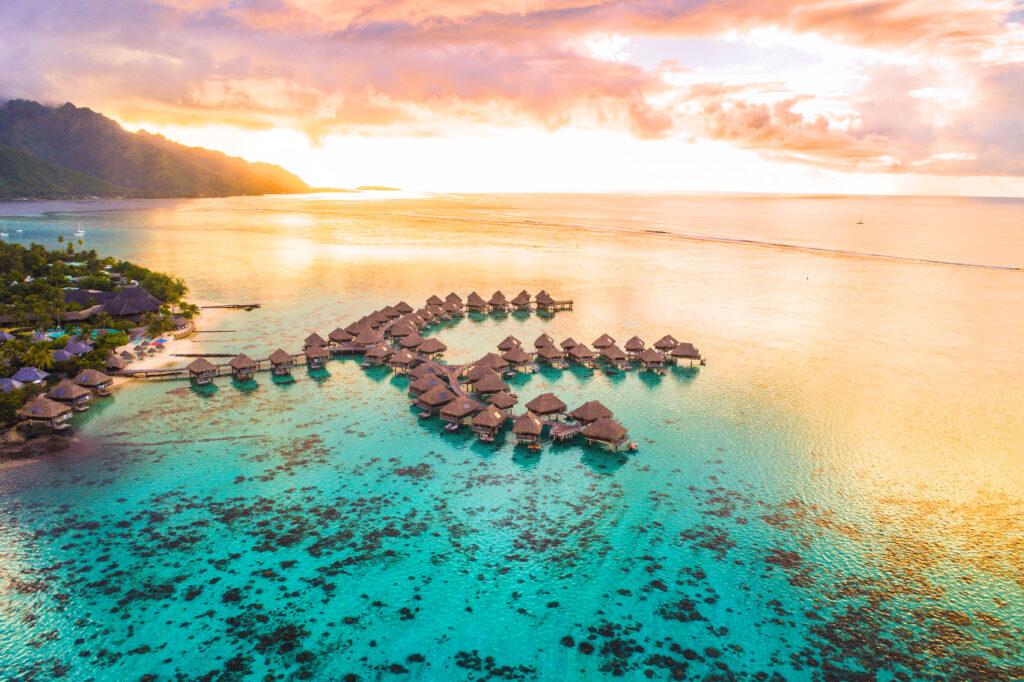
[200,303,261,311]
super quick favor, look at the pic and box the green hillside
[0,143,127,199]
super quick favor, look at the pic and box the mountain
[0,100,310,199]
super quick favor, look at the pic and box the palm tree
[20,344,53,370]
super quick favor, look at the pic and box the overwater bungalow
[536,344,567,369]
[17,397,72,431]
[409,375,446,397]
[525,392,567,421]
[639,347,667,374]
[570,400,613,425]
[581,417,630,451]
[568,343,597,368]
[345,318,370,335]
[369,310,390,327]
[417,338,447,359]
[535,290,556,311]
[426,304,447,321]
[461,364,495,389]
[440,397,483,430]
[654,334,680,352]
[670,342,702,364]
[380,305,402,320]
[624,335,646,358]
[304,332,327,350]
[269,349,294,376]
[306,345,328,370]
[389,349,418,374]
[387,321,416,339]
[601,344,630,371]
[473,371,509,397]
[48,380,92,411]
[560,337,578,351]
[501,346,533,373]
[488,290,510,312]
[445,292,464,309]
[229,353,258,381]
[394,301,414,315]
[488,391,518,411]
[466,291,489,312]
[472,404,507,442]
[512,411,544,447]
[511,290,532,310]
[415,386,456,416]
[534,332,554,349]
[187,357,218,385]
[427,294,445,307]
[364,343,393,366]
[415,308,436,325]
[593,333,616,350]
[442,301,463,317]
[105,353,128,373]
[399,333,426,349]
[329,327,353,344]
[353,328,384,350]
[497,335,522,352]
[410,361,446,381]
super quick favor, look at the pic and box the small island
[0,239,197,450]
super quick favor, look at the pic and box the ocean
[1,192,1022,679]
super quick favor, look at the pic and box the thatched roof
[582,417,628,444]
[411,362,445,380]
[488,290,509,306]
[473,372,509,394]
[624,335,646,352]
[426,304,445,317]
[534,333,554,348]
[475,352,509,371]
[329,327,353,342]
[365,343,392,360]
[501,347,531,364]
[537,344,564,360]
[534,290,555,305]
[48,380,91,401]
[671,342,700,359]
[593,333,616,349]
[512,411,543,436]
[445,292,463,304]
[568,344,595,359]
[466,291,487,307]
[75,369,112,388]
[417,338,447,354]
[488,391,518,409]
[410,375,445,394]
[17,396,71,419]
[395,301,414,314]
[602,344,628,361]
[400,333,426,349]
[369,310,390,326]
[472,404,506,428]
[389,321,417,338]
[269,349,293,365]
[415,307,435,321]
[498,335,521,351]
[306,345,329,359]
[639,348,666,364]
[353,329,383,346]
[654,334,679,350]
[105,353,127,370]
[345,318,370,335]
[389,349,417,365]
[304,332,326,347]
[187,357,217,374]
[525,392,566,415]
[441,397,483,420]
[380,306,401,319]
[418,386,456,407]
[442,301,461,314]
[570,400,613,423]
[511,290,531,305]
[463,364,496,383]
[229,353,258,371]
[427,295,445,306]
[559,337,578,350]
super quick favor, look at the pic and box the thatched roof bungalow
[512,411,544,446]
[511,290,531,310]
[476,352,510,373]
[395,301,414,315]
[624,335,646,356]
[534,333,554,349]
[569,400,613,424]
[187,357,218,385]
[501,346,532,371]
[525,392,567,419]
[440,397,483,426]
[445,292,463,307]
[568,343,597,367]
[269,349,294,376]
[409,375,446,397]
[472,404,507,441]
[417,338,447,359]
[473,371,509,396]
[670,342,701,362]
[17,397,72,430]
[389,349,418,374]
[329,327,353,343]
[388,321,417,338]
[48,380,93,411]
[305,344,328,369]
[304,332,327,350]
[560,337,578,351]
[399,333,425,349]
[536,344,567,368]
[601,344,630,370]
[497,335,521,351]
[593,333,616,350]
[229,353,258,381]
[488,391,518,411]
[427,295,445,307]
[466,291,488,311]
[74,369,113,395]
[105,353,128,373]
[442,300,463,317]
[415,386,456,414]
[581,417,629,451]
[364,343,392,365]
[488,290,510,311]
[380,305,402,320]
[639,347,667,372]
[654,335,679,352]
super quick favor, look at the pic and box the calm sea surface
[1,193,1022,680]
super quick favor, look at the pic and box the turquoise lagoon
[1,193,1023,679]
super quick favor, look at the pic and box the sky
[2,0,1023,195]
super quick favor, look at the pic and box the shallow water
[1,193,1023,679]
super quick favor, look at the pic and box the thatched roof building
[525,392,567,417]
[426,295,444,307]
[581,417,629,449]
[440,397,483,423]
[417,338,447,357]
[389,349,418,372]
[639,347,667,370]
[329,327,353,343]
[409,375,446,396]
[512,411,543,437]
[511,290,531,308]
[670,342,701,360]
[388,321,417,338]
[568,343,596,361]
[534,332,554,348]
[306,345,328,368]
[534,290,555,306]
[229,353,258,380]
[187,357,218,384]
[488,391,518,410]
[501,347,532,366]
[48,380,92,410]
[445,292,463,305]
[473,372,509,395]
[472,404,507,440]
[570,400,613,424]
[488,290,509,308]
[624,336,646,354]
[560,337,578,351]
[365,343,392,363]
[415,386,456,411]
[395,301,414,315]
[380,305,402,320]
[442,301,462,316]
[498,335,521,351]
[475,352,510,372]
[353,328,384,347]
[17,396,72,429]
[74,369,113,393]
[466,291,488,310]
[593,333,616,349]
[399,333,426,349]
[304,332,327,349]
[654,334,680,351]
[269,349,294,375]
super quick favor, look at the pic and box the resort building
[426,304,446,320]
[560,337,578,351]
[639,347,667,373]
[417,338,447,359]
[269,349,294,376]
[410,362,446,381]
[305,345,328,370]
[409,375,446,397]
[329,327,353,344]
[395,301,414,315]
[441,301,461,317]
[0,378,24,393]
[497,335,522,352]
[466,291,489,312]
[624,336,646,358]
[364,343,393,366]
[427,295,445,307]
[388,349,418,374]
[511,290,532,311]
[654,335,680,352]
[415,386,456,415]
[353,328,384,350]
[593,333,616,350]
[501,346,533,373]
[534,290,556,311]
[229,353,258,381]
[12,367,49,384]
[488,391,518,412]
[445,292,464,310]
[388,321,417,339]
[534,333,554,349]
[472,405,507,442]
[475,352,510,374]
[569,400,613,425]
[488,291,510,312]
[47,380,92,411]
[399,333,426,350]
[581,417,630,451]
[74,369,113,396]
[440,397,483,429]
[304,332,327,350]
[525,392,567,421]
[472,371,509,397]
[187,357,218,385]
[536,344,567,369]
[17,397,72,431]
[670,342,702,364]
[105,353,127,373]
[601,344,630,371]
[512,411,544,447]
[568,343,597,368]
[380,305,402,320]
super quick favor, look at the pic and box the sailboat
[74,221,85,237]
[856,217,864,225]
